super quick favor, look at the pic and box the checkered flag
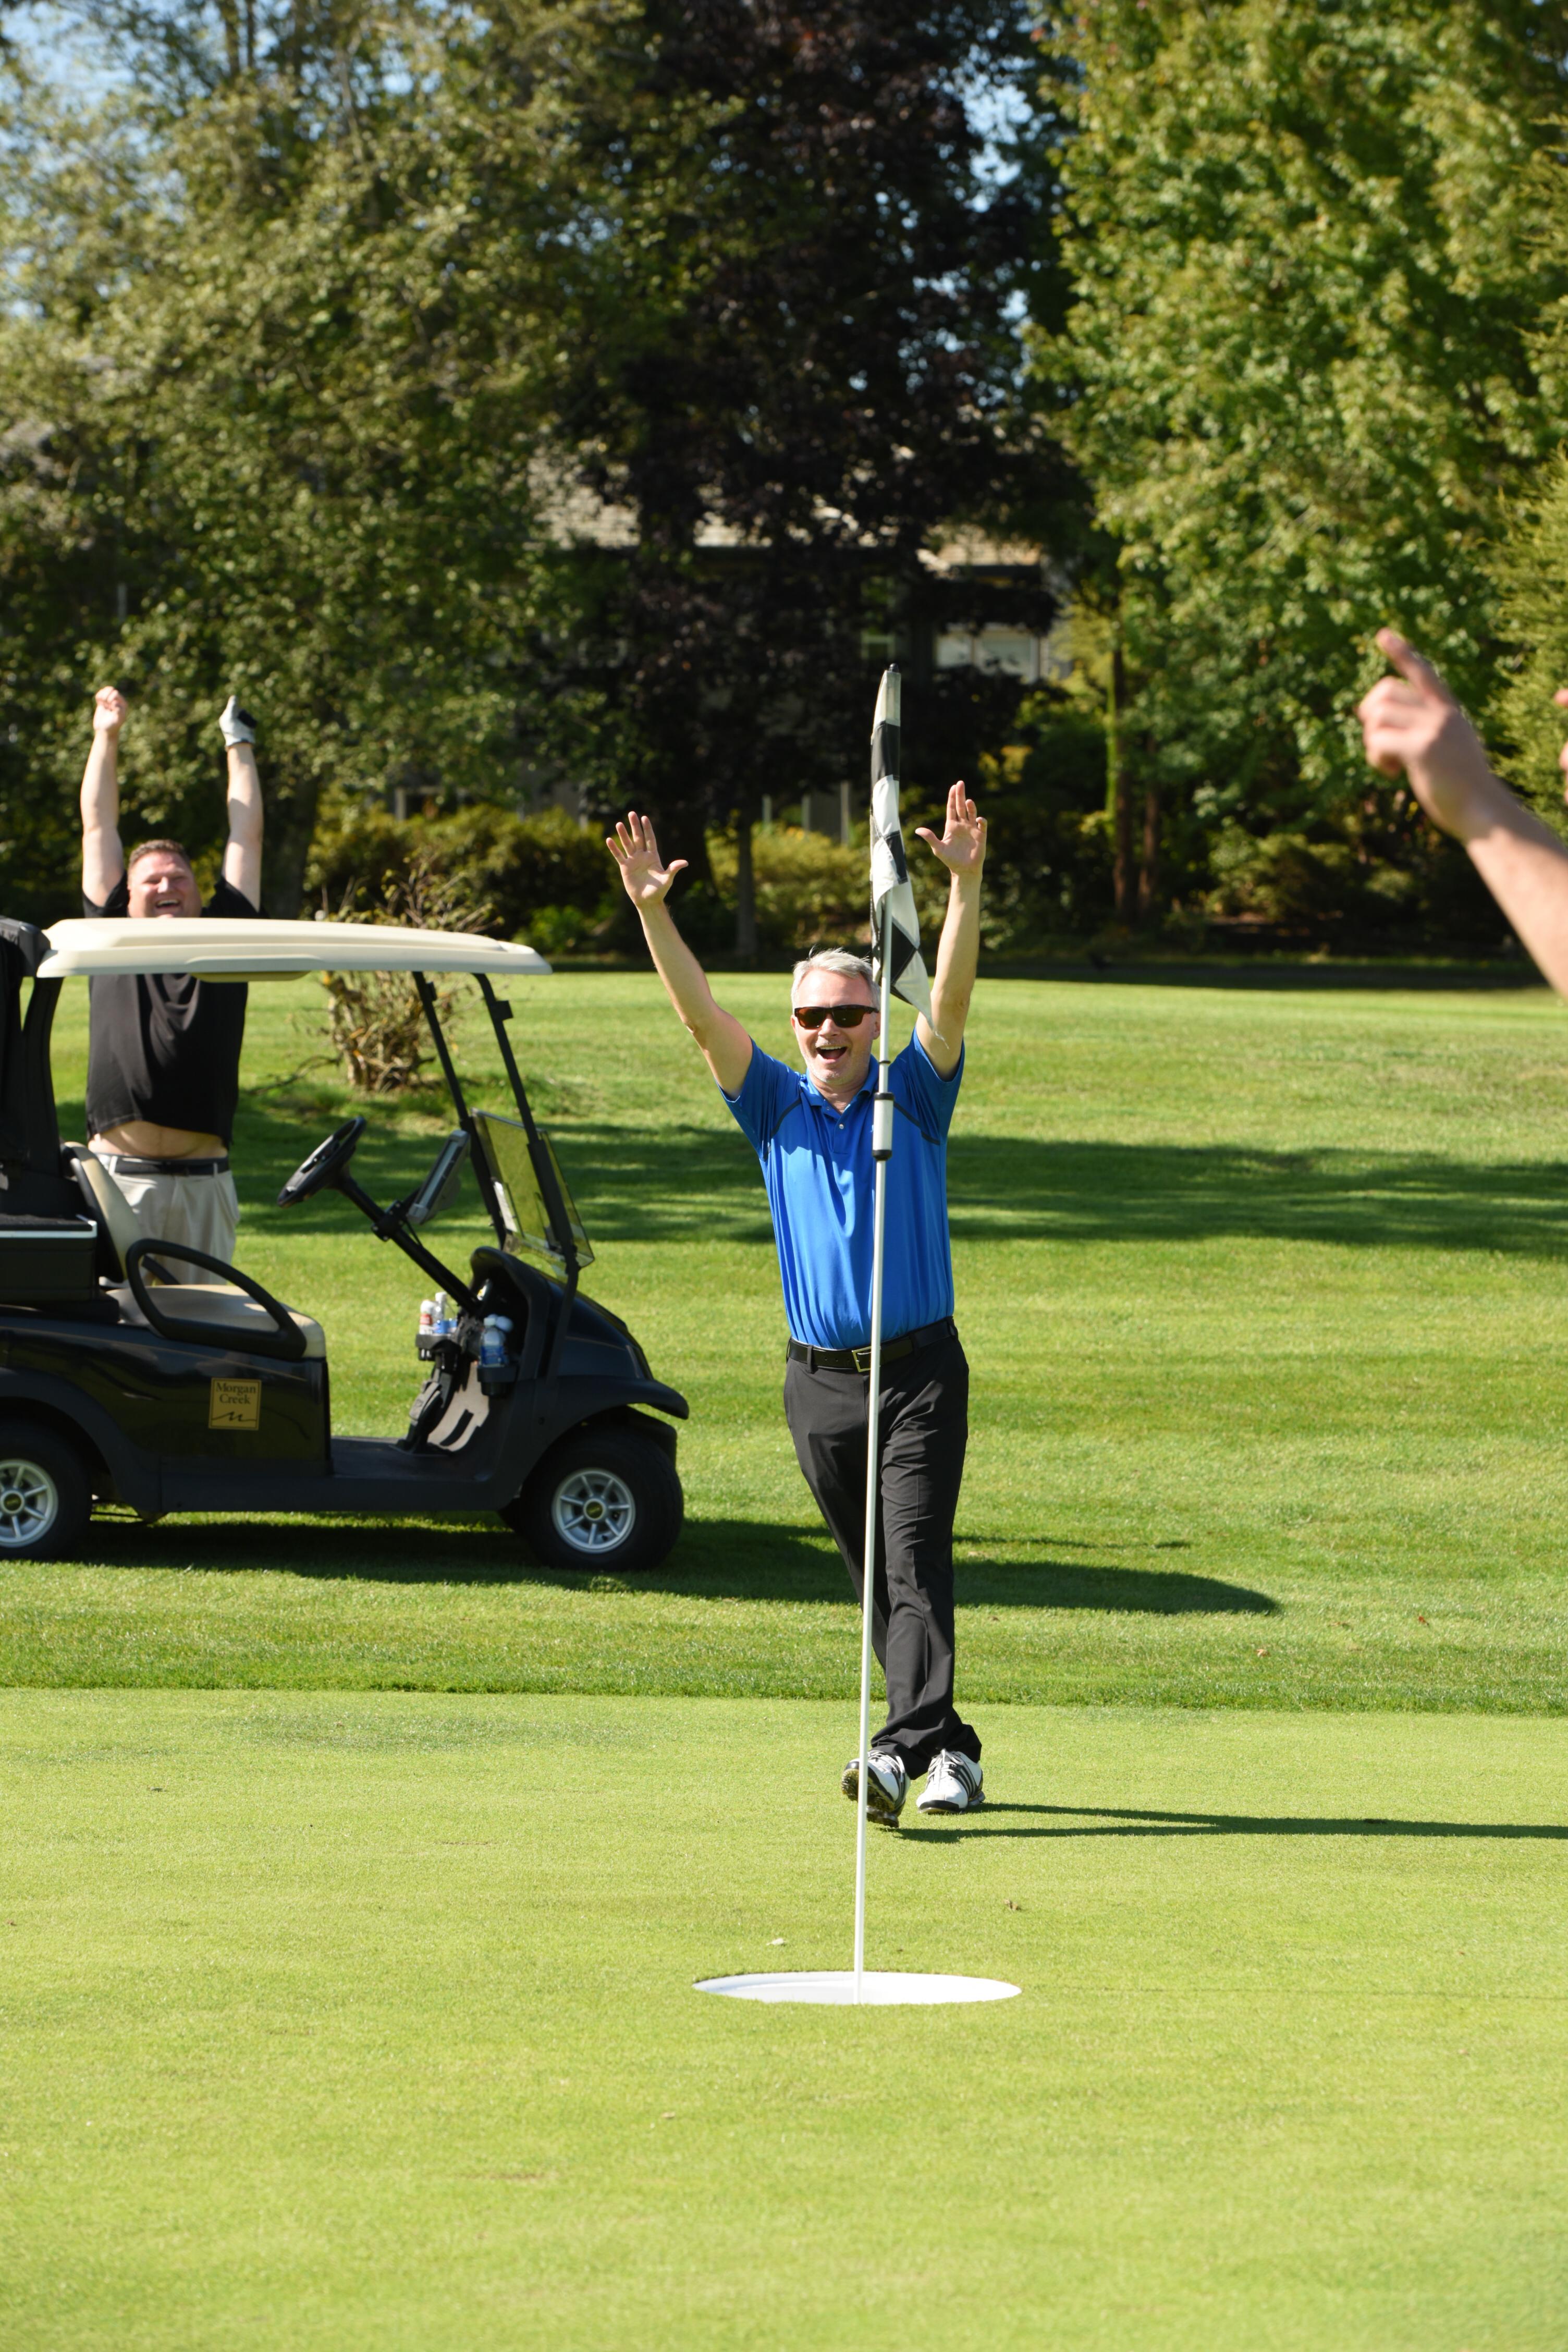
[869,666,935,1027]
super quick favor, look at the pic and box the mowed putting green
[2,1692,1566,2351]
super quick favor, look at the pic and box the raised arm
[80,687,128,904]
[606,811,753,1095]
[914,781,987,1077]
[218,697,263,905]
[1357,630,1568,995]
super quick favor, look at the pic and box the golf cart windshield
[473,1113,593,1276]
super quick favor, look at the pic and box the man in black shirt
[80,685,264,1278]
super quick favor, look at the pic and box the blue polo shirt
[722,1036,964,1350]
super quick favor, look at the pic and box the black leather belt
[787,1317,957,1374]
[99,1154,231,1177]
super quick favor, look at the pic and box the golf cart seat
[65,1144,147,1275]
[113,1279,327,1359]
[65,1144,325,1359]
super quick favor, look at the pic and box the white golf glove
[218,694,257,747]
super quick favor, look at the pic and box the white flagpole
[853,891,896,2004]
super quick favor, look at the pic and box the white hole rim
[694,1970,1021,2006]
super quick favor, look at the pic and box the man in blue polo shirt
[607,782,987,1822]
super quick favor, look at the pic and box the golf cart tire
[0,1416,92,1561]
[508,1421,683,1575]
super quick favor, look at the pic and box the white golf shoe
[917,1751,984,1814]
[841,1749,909,1826]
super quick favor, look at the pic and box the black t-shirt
[83,875,257,1144]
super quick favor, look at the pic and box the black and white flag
[868,666,935,1027]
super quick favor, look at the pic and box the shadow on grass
[909,1804,1568,1843]
[979,959,1542,993]
[542,1126,1568,1257]
[134,1080,1568,1266]
[87,1514,1275,1614]
[945,1137,1568,1258]
[394,1122,1568,1258]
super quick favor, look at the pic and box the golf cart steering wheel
[277,1117,368,1209]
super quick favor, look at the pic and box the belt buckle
[850,1343,873,1374]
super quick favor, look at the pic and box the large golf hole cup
[695,1971,1020,2006]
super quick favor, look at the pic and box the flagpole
[854,665,903,2006]
[853,890,895,2005]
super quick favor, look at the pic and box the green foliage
[1491,151,1568,828]
[1183,813,1501,954]
[516,0,1063,907]
[973,707,1117,944]
[10,0,1568,956]
[308,799,613,944]
[0,2,1055,945]
[1493,451,1568,828]
[0,0,582,912]
[1043,0,1568,824]
[707,826,867,957]
[318,845,496,1094]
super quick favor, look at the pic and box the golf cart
[0,913,687,1569]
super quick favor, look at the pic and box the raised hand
[915,781,987,878]
[92,685,127,736]
[1355,630,1500,841]
[606,810,689,908]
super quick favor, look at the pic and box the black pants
[783,1329,980,1779]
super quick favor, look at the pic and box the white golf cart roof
[38,916,552,982]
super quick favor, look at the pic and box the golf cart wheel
[509,1424,682,1575]
[0,1420,91,1562]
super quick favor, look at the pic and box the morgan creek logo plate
[209,1377,262,1431]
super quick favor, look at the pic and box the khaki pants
[99,1158,240,1284]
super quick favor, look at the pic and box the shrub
[1200,814,1506,952]
[972,714,1118,947]
[319,848,494,1093]
[308,800,613,942]
[707,827,868,953]
[1206,824,1365,927]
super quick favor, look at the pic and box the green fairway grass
[1,1690,1564,2351]
[7,967,1568,1710]
[10,971,1568,2351]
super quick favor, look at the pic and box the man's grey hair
[790,947,875,1000]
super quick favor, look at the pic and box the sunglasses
[792,1004,877,1030]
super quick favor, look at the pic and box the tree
[1040,0,1568,919]
[510,0,1068,954]
[2,1,1072,946]
[0,0,571,915]
[1494,144,1568,828]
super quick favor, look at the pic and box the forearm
[80,734,123,900]
[222,743,264,899]
[638,898,752,1089]
[1459,782,1568,995]
[640,899,724,1036]
[924,871,981,1067]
